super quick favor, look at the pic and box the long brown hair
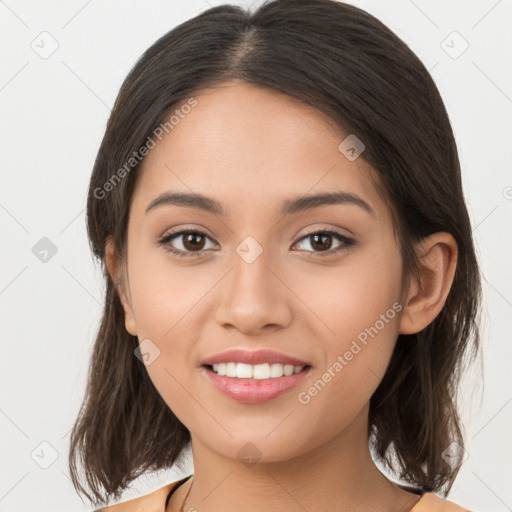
[69,0,482,506]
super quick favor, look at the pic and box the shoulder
[93,480,178,512]
[412,492,474,511]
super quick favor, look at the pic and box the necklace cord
[179,475,193,512]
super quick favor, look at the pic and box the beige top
[96,478,472,512]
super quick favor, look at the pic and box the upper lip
[202,349,311,367]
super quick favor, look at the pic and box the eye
[292,230,355,257]
[157,229,217,258]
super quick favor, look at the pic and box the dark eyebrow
[146,192,223,215]
[145,191,374,217]
[281,191,374,216]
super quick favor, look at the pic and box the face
[115,81,408,462]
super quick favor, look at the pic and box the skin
[106,80,458,512]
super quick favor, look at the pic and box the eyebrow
[145,190,374,217]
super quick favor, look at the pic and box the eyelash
[157,228,355,258]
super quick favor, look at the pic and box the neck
[171,405,421,512]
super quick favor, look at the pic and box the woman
[69,1,481,511]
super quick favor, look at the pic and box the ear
[398,232,458,335]
[105,238,138,336]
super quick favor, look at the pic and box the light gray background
[1,0,511,511]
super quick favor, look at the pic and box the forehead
[133,81,385,218]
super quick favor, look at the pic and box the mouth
[201,363,313,404]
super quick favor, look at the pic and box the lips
[201,348,311,367]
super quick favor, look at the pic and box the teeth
[211,362,305,379]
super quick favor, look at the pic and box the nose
[214,244,293,335]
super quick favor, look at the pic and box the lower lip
[202,365,312,404]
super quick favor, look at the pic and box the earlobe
[398,232,458,335]
[105,238,138,336]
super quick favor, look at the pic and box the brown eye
[158,229,216,257]
[181,232,206,251]
[293,230,355,256]
[310,233,334,251]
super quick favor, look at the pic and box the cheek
[128,248,208,338]
[125,253,211,413]
[294,248,403,412]
[294,242,403,346]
